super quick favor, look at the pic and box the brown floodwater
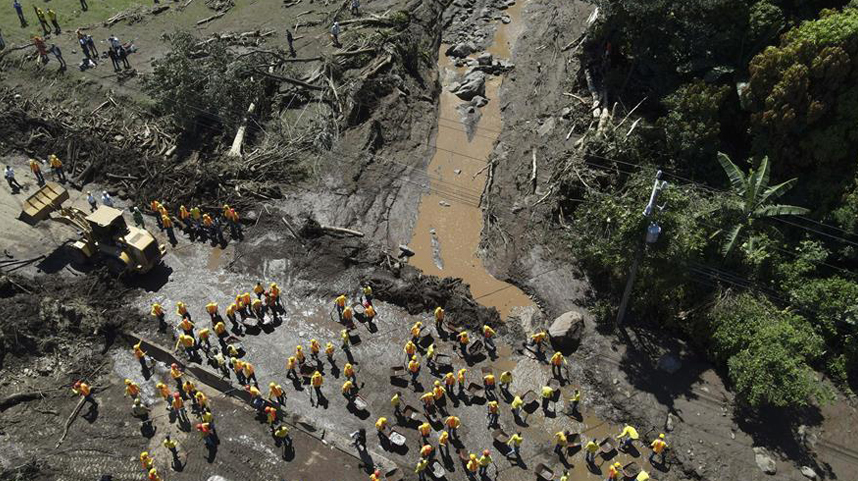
[409,0,534,320]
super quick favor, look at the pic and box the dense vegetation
[569,1,858,408]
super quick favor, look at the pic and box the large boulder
[548,310,585,354]
[445,41,477,58]
[753,447,777,475]
[450,71,486,101]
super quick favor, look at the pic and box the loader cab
[85,207,130,244]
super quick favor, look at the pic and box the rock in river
[445,41,477,58]
[450,71,486,101]
[548,310,585,354]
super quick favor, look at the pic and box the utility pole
[616,170,667,329]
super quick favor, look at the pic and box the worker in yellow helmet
[408,356,420,383]
[568,389,581,416]
[343,362,356,381]
[410,321,423,342]
[530,331,547,354]
[176,301,191,321]
[482,324,496,352]
[325,342,335,360]
[541,385,555,414]
[274,424,292,450]
[404,340,417,362]
[616,424,639,452]
[342,379,356,400]
[554,431,568,456]
[550,351,566,378]
[310,371,324,405]
[268,382,285,404]
[649,433,668,465]
[205,302,218,320]
[309,339,321,359]
[341,328,351,350]
[607,461,622,480]
[415,457,429,481]
[433,306,445,332]
[362,284,373,304]
[335,294,347,319]
[342,305,354,324]
[584,438,599,465]
[390,391,402,416]
[150,303,166,330]
[140,451,155,470]
[511,394,524,419]
[466,453,479,476]
[507,432,523,460]
[133,341,148,370]
[124,379,140,398]
[478,449,493,476]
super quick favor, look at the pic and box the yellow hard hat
[269,382,276,388]
[470,454,476,459]
[124,378,132,385]
[659,433,665,439]
[434,380,441,386]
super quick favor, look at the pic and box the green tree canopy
[144,31,266,134]
[745,7,858,177]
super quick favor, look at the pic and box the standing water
[409,0,533,320]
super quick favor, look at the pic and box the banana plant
[715,152,809,255]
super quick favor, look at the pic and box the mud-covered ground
[1,0,858,479]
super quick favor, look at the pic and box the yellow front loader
[21,183,166,274]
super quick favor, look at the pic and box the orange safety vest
[408,360,419,373]
[365,305,376,318]
[172,396,184,409]
[78,383,91,396]
[343,307,353,320]
[311,373,323,387]
[162,215,173,228]
[484,374,495,386]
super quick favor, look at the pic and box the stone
[471,96,489,107]
[753,447,777,475]
[548,310,585,353]
[451,71,486,101]
[208,476,232,481]
[800,466,817,480]
[445,41,477,58]
[537,117,555,137]
[657,353,682,374]
[454,169,462,175]
[666,413,675,432]
[501,14,511,24]
[477,52,493,66]
[560,107,573,119]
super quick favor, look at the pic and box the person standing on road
[13,0,27,27]
[34,7,49,36]
[649,433,668,465]
[350,0,359,15]
[85,34,98,58]
[584,438,599,465]
[47,8,60,34]
[86,191,97,211]
[506,432,523,460]
[29,159,44,184]
[79,0,88,11]
[107,46,120,72]
[48,154,65,181]
[49,44,66,70]
[118,44,131,69]
[5,166,23,191]
[32,36,48,64]
[72,380,97,406]
[101,191,114,207]
[330,21,341,47]
[132,207,145,227]
[286,29,295,57]
[162,214,177,244]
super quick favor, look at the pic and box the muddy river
[409,1,534,320]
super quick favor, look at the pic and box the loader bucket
[20,182,69,224]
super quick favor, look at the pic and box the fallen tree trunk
[55,396,86,448]
[0,392,43,411]
[228,102,256,158]
[320,225,364,237]
[251,69,324,91]
[197,12,225,25]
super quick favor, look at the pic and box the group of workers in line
[72,279,669,481]
[144,199,243,246]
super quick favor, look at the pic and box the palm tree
[716,152,809,255]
